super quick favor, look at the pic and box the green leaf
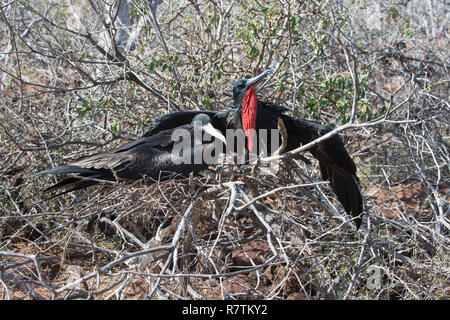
[389,7,399,20]
[249,46,259,57]
[148,61,155,73]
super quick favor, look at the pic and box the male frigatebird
[37,114,226,196]
[143,70,364,228]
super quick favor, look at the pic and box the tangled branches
[1,0,449,300]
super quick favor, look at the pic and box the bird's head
[191,114,226,146]
[232,69,273,151]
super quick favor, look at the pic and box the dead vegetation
[0,0,449,300]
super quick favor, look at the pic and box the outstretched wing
[280,113,363,228]
[131,105,364,228]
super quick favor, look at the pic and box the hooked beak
[245,69,273,90]
[203,123,227,146]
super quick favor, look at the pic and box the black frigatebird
[143,70,364,228]
[37,114,226,196]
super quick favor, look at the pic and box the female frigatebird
[37,114,226,196]
[143,70,364,228]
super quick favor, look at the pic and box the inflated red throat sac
[241,85,258,152]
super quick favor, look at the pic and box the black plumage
[37,114,226,197]
[143,71,364,228]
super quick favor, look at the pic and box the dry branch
[0,0,448,300]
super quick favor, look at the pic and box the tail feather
[44,180,102,199]
[44,177,81,192]
[37,165,98,176]
[39,164,116,196]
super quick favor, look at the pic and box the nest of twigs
[2,155,448,300]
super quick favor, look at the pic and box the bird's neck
[241,86,258,151]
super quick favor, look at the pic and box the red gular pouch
[241,85,258,152]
